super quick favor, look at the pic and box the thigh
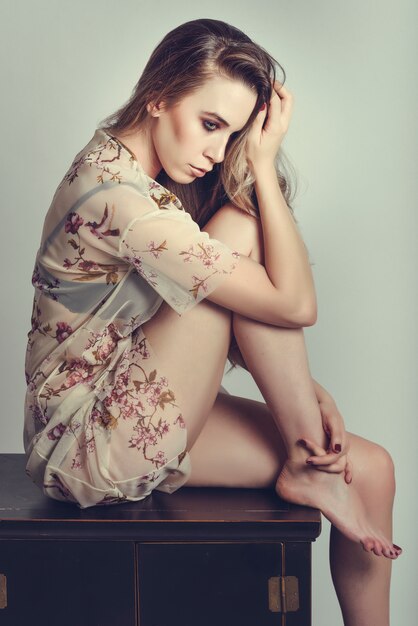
[141,299,232,450]
[185,391,287,489]
[141,204,264,451]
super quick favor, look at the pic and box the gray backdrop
[1,1,416,624]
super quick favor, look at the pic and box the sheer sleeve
[119,206,241,315]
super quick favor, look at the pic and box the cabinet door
[138,542,285,626]
[0,540,136,626]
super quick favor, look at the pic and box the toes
[372,546,383,557]
[382,544,396,559]
[367,537,383,556]
[362,538,375,554]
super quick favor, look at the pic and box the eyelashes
[202,120,219,132]
[202,120,240,142]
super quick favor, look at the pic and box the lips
[190,165,209,177]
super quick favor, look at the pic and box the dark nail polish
[393,544,402,551]
[334,444,342,452]
[297,439,307,447]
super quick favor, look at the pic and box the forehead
[181,74,258,131]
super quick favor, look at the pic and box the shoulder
[61,129,139,188]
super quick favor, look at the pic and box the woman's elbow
[284,301,318,328]
[300,305,317,327]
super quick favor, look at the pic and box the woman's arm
[252,165,317,323]
[208,84,317,328]
[312,378,334,405]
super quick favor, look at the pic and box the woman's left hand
[299,398,353,484]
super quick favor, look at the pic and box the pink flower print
[96,338,116,361]
[78,259,100,272]
[153,450,167,469]
[64,366,93,389]
[202,247,220,268]
[146,382,168,408]
[155,420,170,437]
[67,358,89,370]
[146,240,168,259]
[46,422,67,441]
[70,452,82,471]
[85,203,120,239]
[55,322,73,343]
[192,274,209,294]
[31,403,49,426]
[65,212,84,234]
[123,254,143,274]
[129,425,158,449]
[182,244,195,263]
[174,414,186,429]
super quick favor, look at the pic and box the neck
[112,123,162,180]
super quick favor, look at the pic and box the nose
[204,135,229,165]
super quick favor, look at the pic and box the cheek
[170,112,200,149]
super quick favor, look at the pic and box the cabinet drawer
[0,540,136,626]
[138,541,309,626]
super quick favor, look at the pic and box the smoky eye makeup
[202,119,220,132]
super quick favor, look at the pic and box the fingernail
[260,102,266,111]
[334,444,342,452]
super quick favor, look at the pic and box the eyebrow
[201,111,231,128]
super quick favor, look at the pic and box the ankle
[287,441,312,465]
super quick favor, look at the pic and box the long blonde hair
[100,18,299,369]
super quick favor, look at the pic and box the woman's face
[149,74,258,182]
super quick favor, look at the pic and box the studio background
[1,1,416,624]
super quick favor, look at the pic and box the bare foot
[276,459,402,559]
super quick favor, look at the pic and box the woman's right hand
[246,81,294,173]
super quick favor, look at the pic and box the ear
[146,100,166,117]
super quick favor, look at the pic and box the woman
[24,18,401,624]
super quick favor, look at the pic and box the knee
[362,440,396,494]
[202,203,264,263]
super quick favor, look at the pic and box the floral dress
[24,129,241,509]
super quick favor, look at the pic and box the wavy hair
[99,18,299,370]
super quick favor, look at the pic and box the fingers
[297,437,353,482]
[298,437,346,468]
[310,462,347,474]
[329,423,346,455]
[344,456,353,484]
[297,437,328,459]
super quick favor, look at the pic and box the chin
[167,166,195,185]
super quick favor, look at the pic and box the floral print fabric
[24,129,241,509]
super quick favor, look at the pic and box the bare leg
[329,433,396,626]
[232,314,400,559]
[184,391,397,625]
[142,203,400,558]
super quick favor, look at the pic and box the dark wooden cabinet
[0,540,136,626]
[0,454,321,626]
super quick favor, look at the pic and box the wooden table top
[0,453,321,541]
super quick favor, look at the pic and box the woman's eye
[203,120,219,132]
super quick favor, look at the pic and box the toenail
[393,544,402,551]
[306,459,313,464]
[297,439,307,447]
[334,443,342,452]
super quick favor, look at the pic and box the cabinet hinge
[0,574,7,609]
[268,575,299,613]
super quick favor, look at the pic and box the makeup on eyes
[201,110,230,127]
[202,120,219,132]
